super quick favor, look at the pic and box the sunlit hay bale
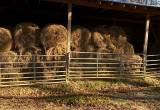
[14,22,41,55]
[40,24,67,54]
[91,31,107,49]
[129,55,143,74]
[71,26,92,52]
[90,32,111,74]
[0,51,20,84]
[103,34,118,53]
[121,55,143,75]
[0,28,13,52]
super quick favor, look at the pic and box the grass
[0,77,160,110]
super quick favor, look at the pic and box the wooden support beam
[143,14,150,73]
[66,2,72,82]
[67,2,72,53]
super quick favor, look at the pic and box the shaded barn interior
[0,0,159,53]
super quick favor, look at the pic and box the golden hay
[14,22,41,55]
[0,51,21,83]
[91,31,106,49]
[40,24,67,54]
[71,26,91,52]
[121,54,143,74]
[40,24,67,79]
[0,27,13,52]
[15,52,34,81]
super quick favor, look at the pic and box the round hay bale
[0,51,20,84]
[16,52,34,81]
[14,22,41,55]
[0,27,12,52]
[40,24,67,79]
[121,54,142,74]
[40,24,67,53]
[71,26,91,52]
[108,26,126,38]
[91,31,106,49]
[118,35,135,55]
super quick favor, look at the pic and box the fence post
[66,52,70,83]
[66,1,72,83]
[96,52,99,78]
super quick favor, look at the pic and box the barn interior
[0,0,159,54]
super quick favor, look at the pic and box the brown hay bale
[0,28,12,52]
[117,35,135,55]
[108,26,126,38]
[91,32,107,49]
[0,51,20,84]
[14,22,41,55]
[40,24,67,79]
[16,52,34,81]
[121,55,142,74]
[71,26,91,52]
[40,24,67,54]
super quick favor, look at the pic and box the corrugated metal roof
[103,0,160,7]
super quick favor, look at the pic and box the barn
[0,0,160,86]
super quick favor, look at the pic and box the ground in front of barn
[0,77,160,110]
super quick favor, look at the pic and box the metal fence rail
[69,51,144,79]
[0,55,67,87]
[0,52,159,87]
[146,54,160,78]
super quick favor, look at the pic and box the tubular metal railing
[0,52,159,87]
[69,51,144,79]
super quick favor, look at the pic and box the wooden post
[143,14,150,74]
[66,2,72,83]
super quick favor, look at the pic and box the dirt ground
[0,77,160,110]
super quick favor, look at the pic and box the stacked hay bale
[0,28,19,84]
[71,26,96,77]
[14,22,41,55]
[116,34,142,74]
[13,22,41,81]
[93,26,120,73]
[40,24,67,80]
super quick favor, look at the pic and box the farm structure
[0,0,160,86]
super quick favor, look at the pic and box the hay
[71,26,91,52]
[40,24,68,79]
[117,35,135,55]
[108,26,126,38]
[14,22,41,55]
[0,28,13,52]
[0,51,20,83]
[121,54,142,74]
[40,24,67,54]
[92,31,106,49]
[15,52,35,81]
